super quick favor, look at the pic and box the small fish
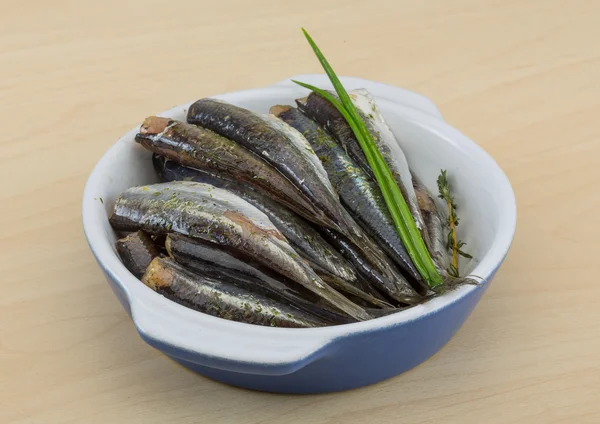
[319,227,422,305]
[153,157,415,299]
[296,93,375,179]
[142,257,326,328]
[366,306,410,319]
[413,176,451,275]
[336,206,419,296]
[109,181,370,321]
[165,234,353,324]
[153,155,359,285]
[297,90,429,239]
[312,265,394,309]
[136,117,331,230]
[115,231,159,278]
[186,98,367,243]
[349,89,428,234]
[272,105,422,286]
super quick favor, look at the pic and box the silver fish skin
[109,181,370,321]
[297,90,428,239]
[142,257,325,328]
[153,156,359,285]
[319,227,422,305]
[412,177,479,290]
[165,234,354,325]
[311,264,395,309]
[413,176,451,275]
[135,116,331,230]
[153,157,418,301]
[296,93,375,179]
[186,98,367,243]
[272,105,422,286]
[348,89,427,236]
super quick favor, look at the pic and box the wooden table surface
[2,0,599,422]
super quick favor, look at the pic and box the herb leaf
[437,170,471,275]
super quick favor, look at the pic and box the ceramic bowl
[82,74,516,393]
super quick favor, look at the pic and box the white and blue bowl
[82,75,516,393]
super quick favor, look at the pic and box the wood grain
[1,0,599,422]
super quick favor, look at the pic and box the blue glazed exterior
[97,256,497,393]
[177,281,490,393]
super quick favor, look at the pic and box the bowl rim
[82,74,517,372]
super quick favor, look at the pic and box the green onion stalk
[296,28,443,288]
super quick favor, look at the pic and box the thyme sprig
[437,170,472,277]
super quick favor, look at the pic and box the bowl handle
[273,74,445,121]
[129,287,337,376]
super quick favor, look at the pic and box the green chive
[297,29,442,288]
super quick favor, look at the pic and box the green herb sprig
[437,170,472,277]
[296,28,443,288]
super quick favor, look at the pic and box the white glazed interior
[82,75,516,369]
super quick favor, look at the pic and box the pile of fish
[109,89,457,328]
